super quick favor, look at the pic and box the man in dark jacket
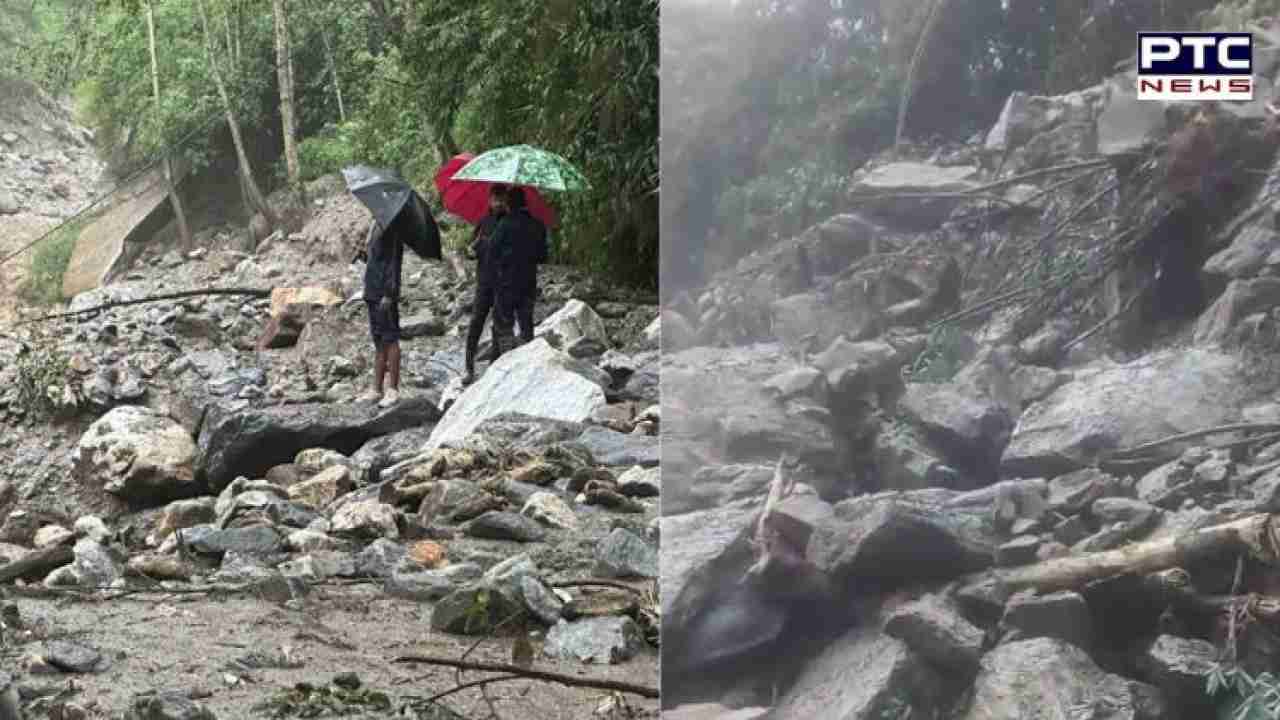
[360,211,407,407]
[489,186,548,353]
[463,185,508,385]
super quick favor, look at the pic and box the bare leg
[387,341,401,391]
[373,345,387,394]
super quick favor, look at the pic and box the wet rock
[593,528,657,579]
[330,500,399,540]
[535,299,611,356]
[898,381,1014,481]
[431,581,527,635]
[419,480,503,524]
[770,628,941,719]
[278,551,357,581]
[197,395,441,492]
[962,637,1164,720]
[806,490,998,586]
[288,465,355,510]
[45,640,104,673]
[33,525,73,549]
[77,406,199,507]
[1195,277,1280,345]
[425,339,608,453]
[520,574,565,625]
[351,426,433,485]
[1138,634,1218,711]
[355,538,406,578]
[882,594,984,674]
[1204,224,1279,280]
[1000,591,1094,650]
[659,504,756,638]
[187,525,282,557]
[543,617,644,665]
[1049,468,1119,514]
[1002,349,1246,477]
[156,498,216,540]
[996,535,1041,566]
[520,492,579,530]
[617,466,660,497]
[577,426,659,467]
[466,511,546,543]
[71,538,122,587]
[385,562,482,601]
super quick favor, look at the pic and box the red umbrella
[433,153,558,228]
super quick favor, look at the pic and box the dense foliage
[5,0,657,286]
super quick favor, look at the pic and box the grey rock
[617,465,660,498]
[882,594,984,674]
[543,617,644,665]
[356,539,407,578]
[466,512,546,543]
[519,575,565,626]
[385,562,482,602]
[962,637,1164,720]
[575,426,659,468]
[45,640,104,673]
[187,525,282,556]
[1137,634,1218,711]
[770,628,941,720]
[197,395,441,492]
[1000,591,1094,650]
[594,528,658,579]
[996,535,1041,567]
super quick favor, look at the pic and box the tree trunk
[272,0,300,188]
[145,0,192,248]
[959,514,1280,596]
[196,0,277,232]
[320,25,345,122]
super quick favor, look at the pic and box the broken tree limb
[959,514,1280,596]
[0,545,72,583]
[12,288,272,326]
[1107,423,1280,460]
[391,655,658,698]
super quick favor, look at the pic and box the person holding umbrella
[341,166,442,408]
[490,185,548,349]
[462,184,509,385]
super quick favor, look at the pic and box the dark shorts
[367,299,401,346]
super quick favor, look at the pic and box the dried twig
[391,655,658,698]
[11,288,272,327]
[550,580,646,595]
[1060,275,1154,353]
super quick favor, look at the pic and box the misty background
[658,0,1218,299]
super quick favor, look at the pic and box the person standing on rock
[463,184,509,385]
[489,185,549,354]
[360,212,406,408]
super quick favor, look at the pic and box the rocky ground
[0,76,108,325]
[660,10,1280,720]
[0,92,661,717]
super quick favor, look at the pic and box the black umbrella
[342,165,442,261]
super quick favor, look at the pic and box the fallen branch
[0,545,72,583]
[416,674,524,706]
[12,288,272,326]
[391,655,658,698]
[959,513,1280,596]
[550,579,647,595]
[1107,424,1280,460]
[1060,275,1155,353]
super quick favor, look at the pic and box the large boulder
[962,637,1166,720]
[664,344,841,485]
[257,286,343,350]
[424,339,608,453]
[77,406,200,508]
[898,381,1014,483]
[1002,349,1247,478]
[1194,277,1280,345]
[806,489,1000,587]
[851,162,981,229]
[771,628,942,720]
[197,394,441,492]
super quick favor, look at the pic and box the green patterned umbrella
[451,144,591,192]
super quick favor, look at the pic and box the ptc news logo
[1137,32,1254,101]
